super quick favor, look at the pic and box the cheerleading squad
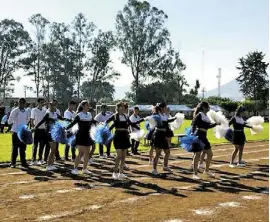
[7,98,264,180]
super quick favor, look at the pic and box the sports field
[0,140,268,222]
[0,121,268,162]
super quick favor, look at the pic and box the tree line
[0,0,268,112]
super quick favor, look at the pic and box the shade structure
[129,104,192,112]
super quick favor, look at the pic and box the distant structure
[217,68,221,97]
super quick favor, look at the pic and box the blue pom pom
[66,134,76,147]
[91,124,113,145]
[225,128,234,142]
[153,114,162,126]
[179,127,205,152]
[17,124,33,144]
[51,121,68,144]
[145,122,150,131]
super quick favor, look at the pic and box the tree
[85,30,120,102]
[220,101,239,114]
[236,51,269,101]
[28,14,50,97]
[71,13,96,99]
[190,80,200,96]
[116,0,170,102]
[0,19,31,98]
[81,81,115,103]
[182,94,200,108]
[42,22,76,102]
[153,48,188,104]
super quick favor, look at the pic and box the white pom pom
[71,124,79,134]
[90,125,97,140]
[207,110,217,123]
[215,111,228,125]
[170,113,185,131]
[145,116,157,129]
[250,125,264,135]
[246,116,264,126]
[130,130,145,141]
[215,124,229,139]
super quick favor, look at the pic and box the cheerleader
[164,107,174,147]
[66,101,97,175]
[152,103,176,175]
[229,106,252,167]
[191,102,218,179]
[106,102,144,179]
[33,101,67,171]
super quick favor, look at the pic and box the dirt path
[0,141,268,222]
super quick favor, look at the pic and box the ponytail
[193,101,210,119]
[76,100,89,114]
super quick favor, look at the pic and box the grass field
[0,120,268,162]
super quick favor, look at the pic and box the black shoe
[10,164,16,168]
[21,163,29,168]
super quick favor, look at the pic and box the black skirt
[75,132,94,147]
[46,132,53,142]
[192,131,211,152]
[113,131,131,149]
[166,128,174,138]
[152,130,169,149]
[233,131,246,145]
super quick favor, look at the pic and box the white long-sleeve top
[8,107,30,133]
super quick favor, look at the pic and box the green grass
[0,121,268,162]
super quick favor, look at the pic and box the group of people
[6,97,252,180]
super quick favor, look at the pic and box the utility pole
[217,68,221,97]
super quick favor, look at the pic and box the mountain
[114,84,131,99]
[202,79,244,101]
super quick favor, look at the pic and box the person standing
[129,106,142,155]
[94,104,113,158]
[30,98,47,165]
[229,106,252,167]
[64,101,77,161]
[8,98,30,168]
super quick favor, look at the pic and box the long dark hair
[235,106,245,116]
[77,100,89,113]
[193,101,210,118]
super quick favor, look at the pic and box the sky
[0,0,269,98]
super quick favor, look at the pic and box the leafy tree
[190,79,200,96]
[28,14,50,97]
[181,94,200,108]
[116,0,170,102]
[85,30,119,102]
[205,96,231,106]
[220,101,239,113]
[81,81,115,103]
[0,19,31,98]
[71,13,96,99]
[236,51,269,101]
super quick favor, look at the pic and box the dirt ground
[0,141,268,222]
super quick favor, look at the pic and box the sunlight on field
[0,121,268,162]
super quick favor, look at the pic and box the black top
[35,109,67,132]
[229,116,251,130]
[191,112,216,134]
[106,113,143,131]
[156,113,176,129]
[66,112,97,134]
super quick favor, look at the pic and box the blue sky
[1,0,269,98]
